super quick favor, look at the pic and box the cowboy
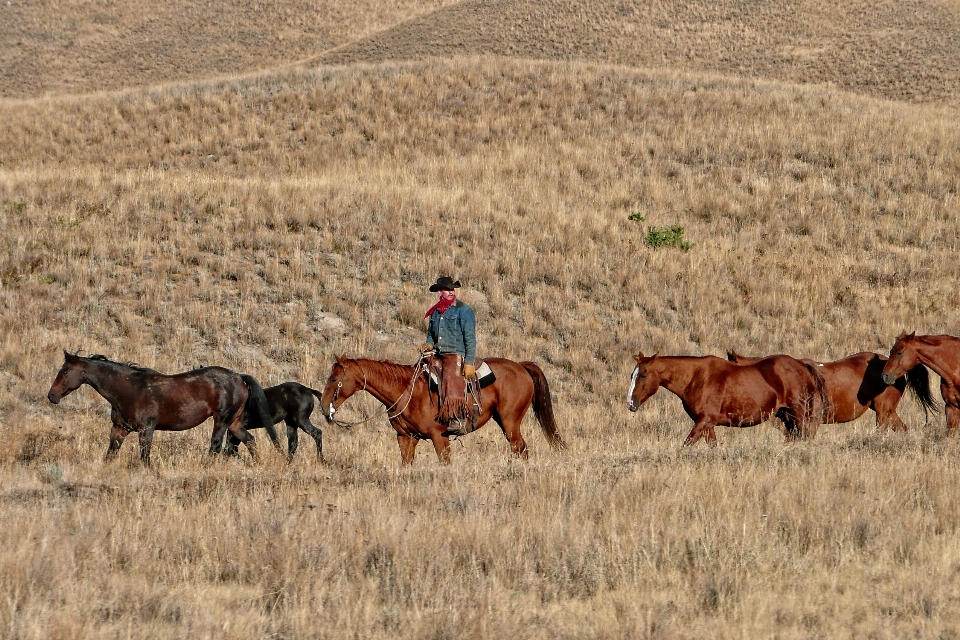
[420,276,477,425]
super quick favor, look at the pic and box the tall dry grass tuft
[1,57,960,636]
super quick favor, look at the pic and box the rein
[329,354,428,429]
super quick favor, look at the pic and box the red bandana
[424,297,454,318]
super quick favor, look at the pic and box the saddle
[426,355,496,435]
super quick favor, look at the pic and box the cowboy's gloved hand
[419,343,435,355]
[463,364,477,378]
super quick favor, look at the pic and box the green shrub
[646,225,693,251]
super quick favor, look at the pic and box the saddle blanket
[428,361,496,390]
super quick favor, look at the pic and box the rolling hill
[2,1,960,638]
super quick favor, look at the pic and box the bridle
[327,354,429,429]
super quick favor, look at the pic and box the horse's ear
[651,352,659,361]
[335,354,346,365]
[908,331,916,340]
[634,352,644,363]
[726,349,737,361]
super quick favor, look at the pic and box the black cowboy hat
[429,276,461,292]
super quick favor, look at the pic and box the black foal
[225,382,325,460]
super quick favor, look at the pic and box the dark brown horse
[47,351,279,465]
[223,382,325,461]
[626,352,830,445]
[727,350,937,431]
[882,332,960,430]
[320,355,564,464]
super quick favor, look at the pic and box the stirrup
[444,421,468,437]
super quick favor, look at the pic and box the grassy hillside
[319,0,960,106]
[3,57,960,636]
[3,0,960,636]
[6,0,960,105]
[0,0,457,98]
[4,60,959,386]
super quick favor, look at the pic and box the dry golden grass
[6,0,960,106]
[0,0,458,98]
[319,0,960,107]
[2,1,960,636]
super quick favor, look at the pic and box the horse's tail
[520,362,565,450]
[307,385,327,416]
[804,362,832,424]
[241,374,282,450]
[905,363,941,424]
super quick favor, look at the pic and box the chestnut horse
[727,350,937,431]
[47,351,279,465]
[626,352,830,445]
[320,355,564,464]
[882,332,959,430]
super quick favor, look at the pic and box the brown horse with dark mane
[320,355,564,464]
[626,352,830,444]
[882,332,960,430]
[727,350,937,431]
[47,351,280,465]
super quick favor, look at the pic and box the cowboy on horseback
[420,276,477,428]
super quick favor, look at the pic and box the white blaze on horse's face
[626,366,640,410]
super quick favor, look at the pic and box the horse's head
[626,351,661,412]
[882,332,921,385]
[320,355,365,423]
[47,350,86,404]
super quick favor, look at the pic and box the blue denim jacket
[426,300,476,365]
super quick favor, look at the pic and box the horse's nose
[626,400,637,412]
[47,392,59,404]
[881,372,896,386]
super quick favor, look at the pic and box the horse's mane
[85,353,155,373]
[349,358,419,387]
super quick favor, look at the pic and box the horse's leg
[209,418,230,455]
[234,429,258,462]
[777,409,801,441]
[682,419,713,446]
[209,429,229,455]
[297,419,324,460]
[872,401,907,432]
[397,433,418,465]
[105,424,128,461]
[284,420,299,461]
[224,408,259,461]
[945,403,960,432]
[705,427,718,446]
[428,433,452,464]
[222,434,242,456]
[138,422,157,466]
[489,409,528,459]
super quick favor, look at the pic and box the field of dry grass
[0,0,457,98]
[7,0,960,104]
[265,0,960,106]
[3,0,960,637]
